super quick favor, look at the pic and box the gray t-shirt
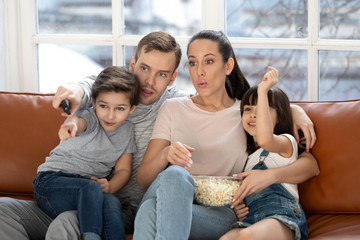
[79,77,188,205]
[38,108,136,178]
[78,78,188,233]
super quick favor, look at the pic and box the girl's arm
[256,67,293,157]
[137,139,195,190]
[231,151,319,207]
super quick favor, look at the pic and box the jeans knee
[161,165,192,182]
[81,180,103,199]
[103,193,122,212]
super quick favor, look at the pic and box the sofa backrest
[296,99,360,214]
[0,92,64,199]
[1,91,360,213]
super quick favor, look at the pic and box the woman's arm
[136,139,172,190]
[290,104,316,152]
[137,139,195,190]
[231,151,319,207]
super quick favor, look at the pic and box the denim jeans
[239,162,308,240]
[33,171,125,240]
[133,165,238,240]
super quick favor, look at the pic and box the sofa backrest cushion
[296,99,360,213]
[0,92,64,199]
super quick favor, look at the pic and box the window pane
[38,44,112,93]
[234,49,308,101]
[37,0,112,34]
[226,0,307,38]
[319,0,360,40]
[123,46,194,93]
[319,50,360,101]
[124,0,201,36]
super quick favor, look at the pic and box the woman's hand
[231,169,276,208]
[91,177,110,193]
[291,105,316,151]
[165,141,195,169]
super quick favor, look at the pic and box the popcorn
[193,176,241,207]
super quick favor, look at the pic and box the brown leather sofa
[1,91,360,239]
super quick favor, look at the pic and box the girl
[221,67,307,240]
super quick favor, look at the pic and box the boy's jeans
[33,171,125,240]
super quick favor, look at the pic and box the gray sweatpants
[0,197,79,240]
[0,197,136,239]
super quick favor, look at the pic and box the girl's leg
[33,172,103,238]
[189,204,238,240]
[134,165,195,240]
[220,218,294,240]
[101,193,125,240]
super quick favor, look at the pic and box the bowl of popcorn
[192,176,242,207]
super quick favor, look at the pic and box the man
[0,31,185,239]
[0,31,317,239]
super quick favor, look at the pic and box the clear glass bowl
[192,176,242,207]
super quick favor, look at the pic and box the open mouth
[141,88,154,97]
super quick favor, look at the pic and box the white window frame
[3,0,360,100]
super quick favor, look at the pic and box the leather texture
[1,91,359,239]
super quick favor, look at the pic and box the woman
[134,30,318,240]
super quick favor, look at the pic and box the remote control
[61,99,71,115]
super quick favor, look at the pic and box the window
[2,0,360,101]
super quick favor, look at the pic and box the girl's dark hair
[240,86,294,154]
[91,66,140,106]
[187,30,250,100]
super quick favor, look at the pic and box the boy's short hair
[91,66,140,106]
[135,31,182,72]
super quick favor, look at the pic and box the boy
[33,66,139,240]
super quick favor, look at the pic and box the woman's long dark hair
[187,30,250,100]
[240,86,294,154]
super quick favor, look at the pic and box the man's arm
[52,76,95,116]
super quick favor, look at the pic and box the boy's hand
[58,118,78,140]
[258,66,279,92]
[91,177,110,193]
[53,84,84,117]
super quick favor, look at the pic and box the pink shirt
[151,96,248,176]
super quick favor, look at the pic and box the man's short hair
[135,31,182,72]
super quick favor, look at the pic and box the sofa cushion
[0,92,64,199]
[306,213,360,239]
[296,99,360,213]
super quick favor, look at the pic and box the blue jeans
[133,165,238,240]
[33,171,125,240]
[239,163,308,240]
